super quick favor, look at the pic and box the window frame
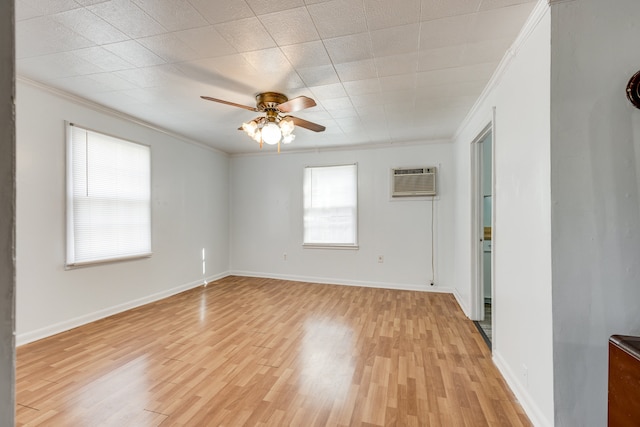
[302,163,359,249]
[65,122,152,268]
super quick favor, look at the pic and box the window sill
[302,244,359,250]
[65,252,152,269]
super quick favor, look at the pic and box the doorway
[471,125,493,348]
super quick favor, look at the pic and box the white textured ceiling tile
[132,0,208,31]
[363,0,420,30]
[370,24,419,58]
[17,52,102,80]
[334,59,377,82]
[375,53,418,77]
[174,57,258,94]
[174,26,237,58]
[16,16,94,58]
[297,110,332,121]
[75,0,113,5]
[88,0,166,38]
[115,65,186,88]
[138,33,201,63]
[479,0,535,11]
[73,46,135,72]
[460,38,511,66]
[416,62,497,87]
[329,107,359,119]
[343,78,381,96]
[242,48,294,74]
[324,33,373,64]
[421,0,481,20]
[88,90,140,108]
[309,83,347,100]
[319,97,353,111]
[247,0,304,15]
[215,17,277,52]
[307,0,368,38]
[258,71,306,93]
[259,7,319,45]
[103,40,166,67]
[16,0,43,21]
[417,45,464,72]
[189,0,254,24]
[467,3,535,42]
[379,90,416,106]
[419,80,485,99]
[84,73,139,91]
[21,0,81,14]
[52,8,129,45]
[296,65,340,86]
[380,75,415,92]
[350,92,381,108]
[280,41,331,68]
[419,15,471,50]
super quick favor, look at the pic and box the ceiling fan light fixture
[252,129,262,143]
[242,120,258,136]
[279,118,294,137]
[282,134,295,144]
[261,121,281,145]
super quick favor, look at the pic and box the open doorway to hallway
[471,125,493,348]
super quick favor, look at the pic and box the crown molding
[453,0,550,141]
[16,76,228,157]
[229,137,452,158]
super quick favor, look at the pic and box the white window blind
[303,164,358,247]
[66,123,151,266]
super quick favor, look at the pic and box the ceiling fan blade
[287,116,326,132]
[201,96,259,112]
[277,96,316,113]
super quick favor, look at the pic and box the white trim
[493,351,553,427]
[16,76,229,157]
[453,0,550,141]
[230,138,453,158]
[229,270,455,294]
[16,271,230,346]
[453,288,471,318]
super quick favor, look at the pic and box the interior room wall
[0,0,15,424]
[15,80,230,345]
[229,143,454,292]
[453,5,553,426]
[550,0,640,424]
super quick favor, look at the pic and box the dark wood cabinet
[609,335,640,426]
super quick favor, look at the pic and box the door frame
[470,122,493,322]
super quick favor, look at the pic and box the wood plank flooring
[16,276,531,426]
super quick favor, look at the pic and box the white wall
[453,4,554,426]
[550,1,640,425]
[0,0,15,424]
[16,81,230,344]
[230,143,454,292]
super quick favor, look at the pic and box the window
[303,164,358,247]
[66,123,151,267]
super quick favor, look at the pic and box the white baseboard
[492,351,552,427]
[229,270,454,294]
[16,271,230,346]
[453,288,471,318]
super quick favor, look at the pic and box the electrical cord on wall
[431,197,435,286]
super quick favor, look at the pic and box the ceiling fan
[201,92,326,151]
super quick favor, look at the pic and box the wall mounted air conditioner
[391,167,437,197]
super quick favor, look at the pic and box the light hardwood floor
[16,276,531,426]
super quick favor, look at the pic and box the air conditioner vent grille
[392,167,437,197]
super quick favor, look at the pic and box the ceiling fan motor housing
[256,92,288,112]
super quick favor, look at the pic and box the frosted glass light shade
[261,122,281,145]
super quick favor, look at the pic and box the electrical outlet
[283,253,287,261]
[377,255,384,263]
